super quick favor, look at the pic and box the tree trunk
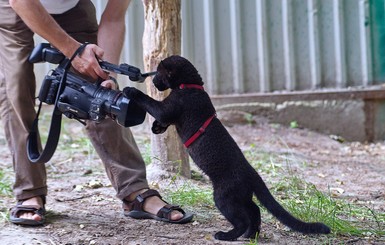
[142,0,190,179]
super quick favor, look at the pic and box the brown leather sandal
[9,196,46,226]
[123,189,193,224]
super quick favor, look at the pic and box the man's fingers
[71,44,108,80]
[94,66,109,80]
[90,45,108,79]
[101,79,117,90]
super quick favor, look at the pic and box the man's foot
[123,189,193,224]
[17,196,44,221]
[10,196,46,226]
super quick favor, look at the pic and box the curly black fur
[123,55,331,241]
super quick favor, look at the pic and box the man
[0,0,192,225]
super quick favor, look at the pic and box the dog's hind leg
[214,197,249,241]
[243,201,261,239]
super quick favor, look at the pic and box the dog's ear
[161,55,204,88]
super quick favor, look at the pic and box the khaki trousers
[0,0,148,201]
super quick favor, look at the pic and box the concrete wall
[212,88,385,142]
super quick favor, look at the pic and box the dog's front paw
[152,120,168,134]
[122,87,140,99]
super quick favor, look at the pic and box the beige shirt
[39,0,79,14]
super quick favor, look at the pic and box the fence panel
[33,0,384,96]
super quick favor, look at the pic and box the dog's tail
[251,171,331,234]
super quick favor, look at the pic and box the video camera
[29,43,153,127]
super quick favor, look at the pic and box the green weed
[0,168,12,223]
[140,139,153,165]
[290,121,299,128]
[0,168,12,197]
[243,238,259,245]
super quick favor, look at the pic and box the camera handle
[27,43,89,164]
[99,61,157,82]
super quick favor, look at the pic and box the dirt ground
[0,110,384,245]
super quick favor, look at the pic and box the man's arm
[9,0,108,80]
[96,0,131,89]
[98,0,131,66]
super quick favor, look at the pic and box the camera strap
[27,43,89,164]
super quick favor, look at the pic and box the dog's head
[152,55,203,91]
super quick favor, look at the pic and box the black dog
[123,55,330,241]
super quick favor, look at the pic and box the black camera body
[30,43,149,127]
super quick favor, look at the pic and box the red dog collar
[179,84,204,90]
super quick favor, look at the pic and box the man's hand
[71,44,109,80]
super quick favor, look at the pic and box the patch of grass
[273,176,380,236]
[244,148,283,178]
[243,145,385,239]
[139,139,152,165]
[164,183,214,210]
[0,168,12,197]
[0,168,12,223]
